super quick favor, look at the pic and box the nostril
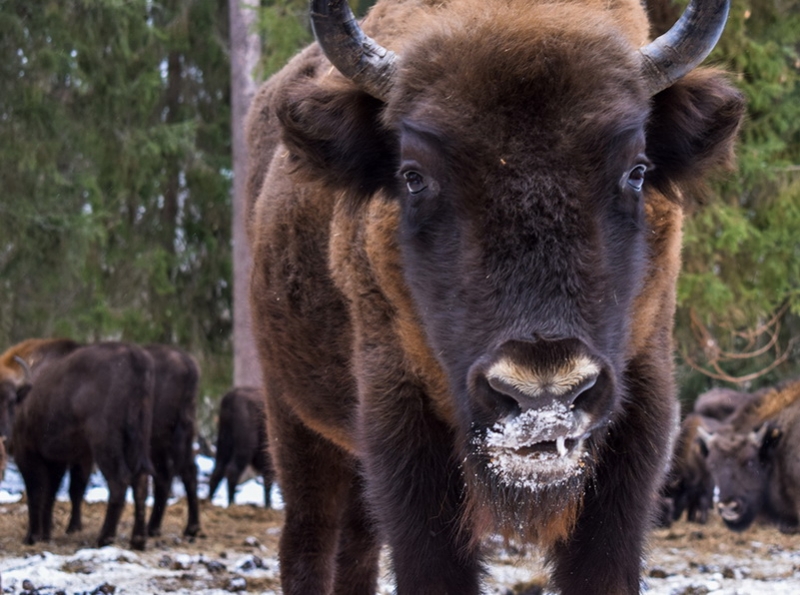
[566,373,599,410]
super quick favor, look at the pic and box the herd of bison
[2,338,800,582]
[0,339,273,552]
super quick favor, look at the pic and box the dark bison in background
[67,344,203,539]
[698,377,800,534]
[659,413,718,526]
[208,386,274,508]
[142,344,201,538]
[10,341,154,549]
[246,0,744,591]
[658,386,756,527]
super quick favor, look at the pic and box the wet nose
[717,499,742,520]
[476,338,607,415]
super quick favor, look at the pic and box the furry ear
[15,383,32,404]
[646,69,745,203]
[757,424,782,460]
[276,77,398,202]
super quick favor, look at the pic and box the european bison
[207,386,274,507]
[143,344,201,537]
[246,0,744,591]
[64,344,202,539]
[11,341,154,549]
[698,377,800,534]
[658,387,756,527]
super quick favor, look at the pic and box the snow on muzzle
[468,338,614,486]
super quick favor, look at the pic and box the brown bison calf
[11,341,154,549]
[208,387,274,507]
[247,0,743,591]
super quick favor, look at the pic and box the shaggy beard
[461,444,596,548]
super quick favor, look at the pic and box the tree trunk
[229,0,262,388]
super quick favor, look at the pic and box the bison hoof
[66,523,82,534]
[779,522,799,535]
[130,535,147,551]
[184,524,201,538]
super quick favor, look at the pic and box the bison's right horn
[310,0,398,100]
[749,424,769,447]
[13,355,32,384]
[696,425,716,449]
[639,0,730,95]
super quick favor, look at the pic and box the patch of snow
[0,455,284,510]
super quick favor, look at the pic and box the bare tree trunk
[230,0,262,388]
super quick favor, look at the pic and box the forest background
[1,0,798,439]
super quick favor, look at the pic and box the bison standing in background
[64,344,202,539]
[698,377,800,534]
[143,344,201,537]
[11,341,154,549]
[247,0,744,591]
[208,387,274,508]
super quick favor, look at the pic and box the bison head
[698,423,781,531]
[0,356,31,443]
[279,0,744,538]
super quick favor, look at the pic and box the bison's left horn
[639,0,730,95]
[310,0,398,100]
[13,356,32,384]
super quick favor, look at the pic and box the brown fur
[247,0,744,592]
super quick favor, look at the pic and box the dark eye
[404,170,427,195]
[627,164,647,192]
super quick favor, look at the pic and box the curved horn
[749,423,769,447]
[310,0,398,100]
[696,424,716,449]
[13,355,32,384]
[639,0,731,95]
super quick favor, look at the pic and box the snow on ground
[4,456,800,594]
[0,455,283,510]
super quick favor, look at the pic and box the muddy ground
[2,497,800,594]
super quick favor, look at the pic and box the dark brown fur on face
[208,386,274,508]
[700,378,800,534]
[10,341,154,550]
[247,0,744,592]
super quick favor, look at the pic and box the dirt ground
[2,497,800,594]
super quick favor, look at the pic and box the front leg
[549,357,677,594]
[361,382,483,595]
